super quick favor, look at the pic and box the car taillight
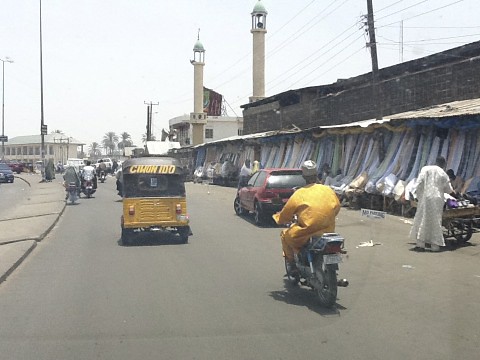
[176,204,182,214]
[128,205,135,215]
[324,241,343,253]
[263,191,276,198]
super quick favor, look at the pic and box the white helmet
[301,160,317,177]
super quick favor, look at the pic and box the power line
[375,0,429,22]
[273,33,365,92]
[383,25,480,29]
[267,0,351,59]
[304,46,366,88]
[380,32,480,44]
[268,0,317,40]
[377,0,465,29]
[375,0,405,14]
[266,26,361,91]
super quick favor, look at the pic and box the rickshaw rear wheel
[178,227,189,244]
[121,228,134,246]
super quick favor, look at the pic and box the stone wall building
[241,41,480,134]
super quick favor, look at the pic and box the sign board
[361,208,386,219]
[41,124,48,135]
[0,135,8,142]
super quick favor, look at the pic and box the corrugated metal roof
[388,98,480,119]
[194,98,480,147]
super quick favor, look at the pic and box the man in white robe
[410,156,453,252]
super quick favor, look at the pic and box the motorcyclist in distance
[273,160,341,275]
[97,159,107,177]
[62,165,81,200]
[81,160,97,189]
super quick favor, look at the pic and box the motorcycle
[66,182,79,204]
[285,232,349,308]
[81,172,96,198]
[99,170,106,183]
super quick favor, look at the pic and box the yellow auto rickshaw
[120,156,191,245]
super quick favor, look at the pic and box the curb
[14,175,32,187]
[0,175,66,284]
[0,241,37,284]
[38,202,66,242]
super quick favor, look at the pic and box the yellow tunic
[273,183,340,261]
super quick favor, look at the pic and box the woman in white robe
[410,156,453,251]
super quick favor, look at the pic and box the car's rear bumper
[258,200,286,214]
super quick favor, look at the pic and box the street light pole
[39,0,46,181]
[1,57,13,160]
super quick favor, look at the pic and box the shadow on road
[407,240,477,252]
[269,279,346,316]
[235,213,284,229]
[117,231,187,247]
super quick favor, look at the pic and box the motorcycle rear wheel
[315,263,338,308]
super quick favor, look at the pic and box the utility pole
[366,0,382,120]
[144,101,158,142]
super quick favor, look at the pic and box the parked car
[0,163,15,183]
[234,168,306,225]
[7,161,24,174]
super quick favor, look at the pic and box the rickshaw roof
[122,156,184,175]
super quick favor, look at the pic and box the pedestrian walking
[410,156,453,252]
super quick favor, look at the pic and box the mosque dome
[193,40,205,52]
[252,0,268,15]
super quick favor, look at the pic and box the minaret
[250,0,267,103]
[190,31,207,145]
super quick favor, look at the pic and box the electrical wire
[377,0,465,29]
[375,0,430,22]
[267,0,351,58]
[266,25,361,91]
[287,34,366,89]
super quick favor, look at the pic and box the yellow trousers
[280,228,311,263]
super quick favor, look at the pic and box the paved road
[0,178,479,359]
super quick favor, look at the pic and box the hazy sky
[1,0,479,147]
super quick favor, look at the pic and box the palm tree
[118,132,133,156]
[102,132,118,155]
[88,142,102,159]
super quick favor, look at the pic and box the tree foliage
[88,142,102,158]
[102,132,119,155]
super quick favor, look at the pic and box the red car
[7,161,24,174]
[234,168,306,225]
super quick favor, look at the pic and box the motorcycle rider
[97,159,107,178]
[273,160,341,275]
[81,160,97,189]
[62,165,81,200]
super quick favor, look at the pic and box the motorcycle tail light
[128,205,135,215]
[176,204,182,214]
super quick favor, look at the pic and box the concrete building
[169,114,243,147]
[3,134,84,166]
